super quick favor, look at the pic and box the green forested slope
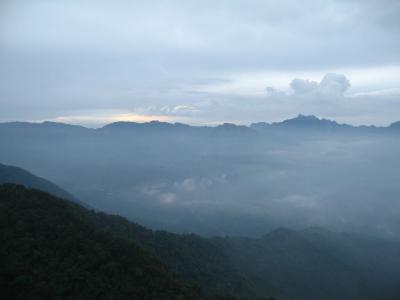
[0,184,203,300]
[214,228,400,300]
[2,182,400,300]
[84,212,255,299]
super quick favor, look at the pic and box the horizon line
[1,114,399,129]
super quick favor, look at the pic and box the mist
[1,117,399,239]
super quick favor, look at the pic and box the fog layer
[1,116,400,238]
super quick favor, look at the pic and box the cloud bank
[0,0,400,126]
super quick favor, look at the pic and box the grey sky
[1,0,400,126]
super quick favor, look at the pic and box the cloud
[159,105,200,115]
[266,87,287,98]
[142,175,228,206]
[159,193,177,205]
[22,70,398,128]
[45,110,173,127]
[173,175,227,192]
[290,78,319,95]
[143,184,177,205]
[349,87,400,97]
[287,73,350,98]
[264,73,351,106]
[1,1,400,126]
[257,72,400,126]
[318,73,351,97]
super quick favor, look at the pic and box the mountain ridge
[0,163,82,205]
[0,184,206,300]
[1,114,399,131]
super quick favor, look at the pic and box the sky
[1,0,400,127]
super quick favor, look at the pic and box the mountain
[101,121,255,138]
[0,121,88,131]
[389,120,400,130]
[0,165,256,298]
[276,114,349,128]
[2,182,400,300]
[2,116,399,134]
[0,121,90,137]
[215,227,400,300]
[80,211,256,299]
[0,184,227,300]
[251,114,354,131]
[101,121,192,132]
[0,163,80,204]
[81,206,400,300]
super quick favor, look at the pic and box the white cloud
[159,105,200,115]
[173,175,227,192]
[349,88,400,97]
[44,110,173,127]
[266,87,287,98]
[141,175,228,206]
[318,73,351,97]
[290,78,319,95]
[268,73,351,99]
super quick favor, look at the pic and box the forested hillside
[83,207,400,300]
[215,228,400,300]
[0,184,204,300]
[83,211,256,299]
[2,182,400,300]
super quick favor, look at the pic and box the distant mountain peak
[101,121,188,131]
[295,114,319,120]
[279,114,338,126]
[0,121,88,131]
[389,120,400,129]
[217,123,250,129]
[251,114,355,131]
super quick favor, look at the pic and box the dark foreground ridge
[0,185,201,299]
[2,182,400,299]
[0,184,246,300]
